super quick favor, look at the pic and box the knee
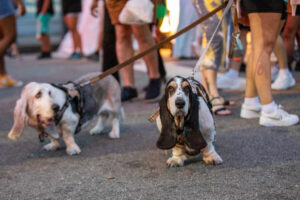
[116,26,131,42]
[263,39,276,54]
[133,26,153,45]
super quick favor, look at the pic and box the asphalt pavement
[0,55,299,200]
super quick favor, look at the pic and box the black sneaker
[121,87,138,102]
[87,51,99,62]
[145,78,161,102]
[37,52,51,59]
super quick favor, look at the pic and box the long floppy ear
[156,95,177,150]
[8,95,28,141]
[184,92,207,150]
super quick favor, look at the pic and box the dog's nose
[51,104,60,112]
[175,98,185,109]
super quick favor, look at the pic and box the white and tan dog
[8,73,123,155]
[155,76,223,167]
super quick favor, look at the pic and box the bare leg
[247,13,281,105]
[132,25,159,79]
[115,24,134,87]
[64,15,82,53]
[205,69,231,115]
[0,15,17,75]
[283,15,300,61]
[40,34,51,52]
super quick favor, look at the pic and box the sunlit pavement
[0,54,299,199]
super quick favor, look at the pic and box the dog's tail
[120,107,125,121]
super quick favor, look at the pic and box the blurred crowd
[0,0,299,127]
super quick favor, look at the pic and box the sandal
[210,96,235,106]
[210,96,232,116]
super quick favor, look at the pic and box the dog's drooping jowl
[155,76,223,167]
[8,73,123,155]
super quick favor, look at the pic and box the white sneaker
[271,65,279,81]
[259,105,299,127]
[240,103,261,119]
[271,73,296,90]
[217,73,245,90]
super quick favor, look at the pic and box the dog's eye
[168,86,175,93]
[183,86,189,94]
[48,91,51,96]
[35,91,42,99]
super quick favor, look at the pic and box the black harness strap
[51,82,84,134]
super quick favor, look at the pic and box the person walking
[105,0,161,102]
[240,0,299,126]
[36,0,54,59]
[62,0,83,59]
[0,0,26,88]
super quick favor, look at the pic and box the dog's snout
[175,98,185,109]
[51,104,60,112]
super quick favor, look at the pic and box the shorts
[37,13,52,35]
[0,0,15,19]
[62,0,82,16]
[242,0,287,20]
[106,0,155,24]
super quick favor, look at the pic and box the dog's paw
[89,125,104,135]
[203,152,223,165]
[166,156,186,167]
[108,130,120,139]
[66,145,81,155]
[43,142,60,151]
[8,132,20,141]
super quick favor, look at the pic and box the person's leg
[283,14,300,61]
[64,15,82,54]
[71,15,83,53]
[131,25,159,79]
[115,24,134,87]
[249,13,281,104]
[0,15,22,87]
[272,34,296,90]
[0,15,16,75]
[102,2,119,81]
[132,25,161,101]
[218,29,248,90]
[40,34,51,52]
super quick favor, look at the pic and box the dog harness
[38,82,84,142]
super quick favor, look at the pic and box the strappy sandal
[210,96,232,116]
[211,96,235,106]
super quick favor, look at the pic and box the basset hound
[155,76,223,167]
[8,72,123,155]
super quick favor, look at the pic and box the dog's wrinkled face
[27,83,65,127]
[8,82,66,141]
[166,77,191,129]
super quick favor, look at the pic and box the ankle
[244,96,260,106]
[262,101,277,114]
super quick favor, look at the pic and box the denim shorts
[0,0,15,19]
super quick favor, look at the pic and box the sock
[226,69,239,79]
[244,96,260,106]
[278,68,290,77]
[262,101,277,114]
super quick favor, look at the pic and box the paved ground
[0,55,300,200]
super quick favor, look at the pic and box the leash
[192,0,234,77]
[79,0,229,87]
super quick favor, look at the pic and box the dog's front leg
[61,126,81,155]
[167,145,187,167]
[202,142,223,165]
[43,135,60,151]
